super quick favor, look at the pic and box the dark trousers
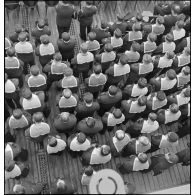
[80,23,91,41]
[57,25,71,38]
[5,95,21,109]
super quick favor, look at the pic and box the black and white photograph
[4,0,191,194]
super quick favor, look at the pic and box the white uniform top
[139,63,154,74]
[144,41,156,53]
[39,43,55,56]
[141,120,159,134]
[128,31,142,41]
[28,75,46,87]
[135,140,151,154]
[133,157,149,171]
[162,42,176,53]
[152,24,165,35]
[59,96,77,108]
[178,55,190,67]
[90,147,111,165]
[113,63,130,77]
[101,51,116,63]
[160,77,177,91]
[131,84,148,97]
[5,144,14,161]
[86,40,100,51]
[51,61,67,75]
[177,73,190,87]
[30,122,50,138]
[15,42,33,53]
[176,94,190,107]
[158,57,173,69]
[77,52,94,64]
[5,80,16,93]
[152,96,167,110]
[22,94,41,110]
[111,37,123,48]
[186,37,190,48]
[173,28,186,41]
[5,57,20,69]
[5,164,21,180]
[107,113,125,126]
[128,100,146,113]
[112,134,131,152]
[70,137,91,151]
[9,115,28,129]
[165,109,181,124]
[47,138,66,154]
[88,73,107,87]
[61,76,78,88]
[159,135,178,148]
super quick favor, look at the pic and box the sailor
[12,183,45,194]
[102,108,125,132]
[97,85,122,116]
[31,19,51,47]
[124,42,140,64]
[14,32,34,74]
[5,37,12,56]
[153,33,176,55]
[157,103,181,125]
[71,42,94,79]
[5,160,29,180]
[35,35,55,67]
[46,135,67,155]
[121,136,151,157]
[57,67,79,93]
[146,91,168,111]
[130,54,154,83]
[175,35,190,53]
[57,32,76,62]
[54,112,77,135]
[149,153,179,176]
[126,113,159,137]
[9,24,29,44]
[117,153,150,174]
[85,65,107,98]
[109,130,131,157]
[5,47,23,86]
[123,77,148,99]
[55,1,76,38]
[105,54,130,88]
[5,108,31,131]
[50,178,76,194]
[78,1,97,41]
[91,21,111,44]
[176,143,190,166]
[25,65,47,93]
[76,117,103,136]
[43,53,68,89]
[149,69,177,93]
[56,88,78,113]
[76,92,100,120]
[5,73,21,109]
[20,88,49,116]
[140,33,157,55]
[25,112,50,143]
[67,132,91,157]
[167,87,190,107]
[86,32,100,55]
[81,166,96,186]
[172,47,190,69]
[95,43,116,73]
[81,145,111,166]
[121,95,147,119]
[5,142,28,162]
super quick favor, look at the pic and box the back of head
[15,24,23,34]
[157,91,166,101]
[86,117,95,128]
[131,42,140,52]
[166,51,175,59]
[77,132,86,144]
[138,77,147,88]
[171,4,181,15]
[33,112,43,123]
[176,20,185,29]
[80,43,88,53]
[88,32,96,41]
[148,33,157,42]
[133,22,141,32]
[6,47,15,57]
[113,109,122,119]
[40,34,50,44]
[166,69,176,80]
[136,13,143,21]
[117,14,124,22]
[114,28,122,38]
[108,85,117,96]
[104,43,113,52]
[54,53,62,61]
[93,64,102,74]
[166,152,179,163]
[22,88,32,99]
[148,112,157,121]
[13,109,23,119]
[143,54,152,64]
[64,67,73,77]
[37,19,46,29]
[184,47,190,56]
[101,21,108,30]
[60,112,70,122]
[62,32,70,42]
[167,132,179,143]
[63,88,72,98]
[138,96,147,106]
[18,32,27,42]
[5,160,15,172]
[139,136,149,146]
[138,153,148,163]
[165,33,174,42]
[115,130,125,140]
[30,65,40,76]
[183,88,190,97]
[119,54,128,65]
[83,92,93,104]
[169,103,179,113]
[182,66,190,75]
[156,16,164,24]
[48,136,57,147]
[13,184,25,194]
[57,179,66,191]
[84,166,93,176]
[101,145,110,156]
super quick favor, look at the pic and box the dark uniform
[57,32,76,62]
[35,35,55,67]
[55,1,75,37]
[86,32,100,55]
[31,19,51,47]
[176,144,190,166]
[175,36,190,54]
[78,2,97,41]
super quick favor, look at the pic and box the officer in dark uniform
[55,1,76,38]
[78,1,97,41]
[57,32,76,62]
